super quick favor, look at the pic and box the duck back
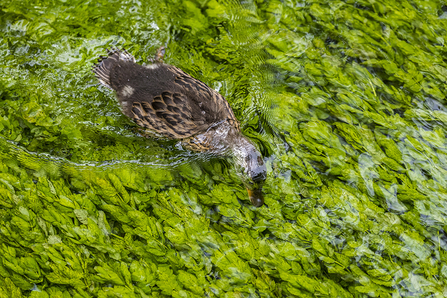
[93,49,239,139]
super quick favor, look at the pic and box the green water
[1,0,447,297]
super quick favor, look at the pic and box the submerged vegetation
[1,0,447,296]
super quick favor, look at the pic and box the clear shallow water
[1,0,447,297]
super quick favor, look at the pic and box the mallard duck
[92,48,266,207]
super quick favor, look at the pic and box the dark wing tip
[92,48,136,89]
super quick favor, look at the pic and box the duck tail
[92,48,135,89]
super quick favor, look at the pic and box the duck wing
[129,65,240,139]
[130,88,211,139]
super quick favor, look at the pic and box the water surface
[1,0,447,297]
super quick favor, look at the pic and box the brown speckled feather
[92,49,239,140]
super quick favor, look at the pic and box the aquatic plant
[0,0,447,297]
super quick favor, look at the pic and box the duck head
[202,121,267,207]
[231,136,267,207]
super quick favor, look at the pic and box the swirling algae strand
[0,136,194,193]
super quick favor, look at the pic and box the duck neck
[209,121,254,157]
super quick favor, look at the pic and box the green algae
[1,0,447,297]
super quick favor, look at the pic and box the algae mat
[1,0,447,297]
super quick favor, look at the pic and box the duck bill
[246,188,264,207]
